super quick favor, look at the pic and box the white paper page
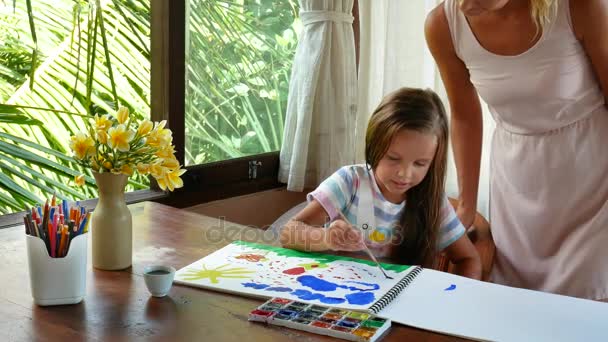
[379,269,608,342]
[174,241,414,311]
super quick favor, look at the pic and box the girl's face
[458,0,511,16]
[374,129,437,204]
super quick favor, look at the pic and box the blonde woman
[425,0,607,300]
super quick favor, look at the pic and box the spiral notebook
[174,241,608,341]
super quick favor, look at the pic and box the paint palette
[249,297,391,341]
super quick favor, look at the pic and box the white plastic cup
[143,265,175,297]
[26,233,88,306]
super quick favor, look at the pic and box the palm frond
[0,0,150,213]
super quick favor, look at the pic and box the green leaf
[0,113,42,125]
[0,139,95,185]
[0,168,44,204]
[0,153,86,198]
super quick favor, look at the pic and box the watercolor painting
[174,241,413,310]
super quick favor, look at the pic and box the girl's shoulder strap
[353,166,375,231]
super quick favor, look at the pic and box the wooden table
[0,202,471,341]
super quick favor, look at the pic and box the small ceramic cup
[143,265,176,297]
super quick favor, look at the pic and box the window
[150,0,301,207]
[0,0,359,224]
[184,0,299,166]
[0,1,151,217]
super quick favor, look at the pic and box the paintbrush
[337,212,393,280]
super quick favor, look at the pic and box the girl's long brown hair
[365,88,449,267]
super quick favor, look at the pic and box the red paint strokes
[283,267,306,275]
[235,253,266,262]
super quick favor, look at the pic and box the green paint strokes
[232,240,410,273]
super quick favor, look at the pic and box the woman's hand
[326,219,365,252]
[456,203,476,229]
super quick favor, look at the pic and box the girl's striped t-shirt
[307,164,465,257]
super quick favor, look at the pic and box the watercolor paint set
[249,297,391,341]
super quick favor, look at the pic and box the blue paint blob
[345,281,380,291]
[291,289,346,304]
[297,275,381,292]
[345,292,375,305]
[297,275,341,291]
[444,284,457,291]
[266,287,293,292]
[319,296,347,305]
[291,289,325,301]
[241,282,270,290]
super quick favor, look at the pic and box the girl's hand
[326,219,365,252]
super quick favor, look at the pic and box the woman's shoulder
[425,1,449,35]
[425,1,459,59]
[569,0,604,42]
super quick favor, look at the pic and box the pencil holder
[26,233,88,306]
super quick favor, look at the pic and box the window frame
[149,0,360,208]
[150,0,285,208]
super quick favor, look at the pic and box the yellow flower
[107,124,135,152]
[154,120,166,131]
[149,162,165,178]
[74,174,85,187]
[69,132,95,160]
[137,120,153,136]
[120,164,134,176]
[147,121,172,148]
[116,107,130,124]
[156,168,187,191]
[136,163,150,175]
[103,161,113,170]
[96,130,108,144]
[155,145,175,159]
[92,114,112,131]
[162,158,180,170]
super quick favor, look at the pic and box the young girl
[280,87,481,279]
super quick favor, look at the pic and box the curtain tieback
[300,10,354,26]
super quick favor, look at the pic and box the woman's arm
[280,200,364,252]
[571,0,608,103]
[443,234,482,280]
[425,5,483,228]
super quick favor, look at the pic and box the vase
[91,172,132,270]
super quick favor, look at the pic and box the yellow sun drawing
[178,263,256,284]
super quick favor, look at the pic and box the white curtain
[279,0,358,192]
[356,0,494,218]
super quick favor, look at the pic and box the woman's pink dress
[445,0,608,299]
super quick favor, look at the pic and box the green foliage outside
[0,0,299,215]
[185,0,299,165]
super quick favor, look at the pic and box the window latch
[248,161,262,179]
